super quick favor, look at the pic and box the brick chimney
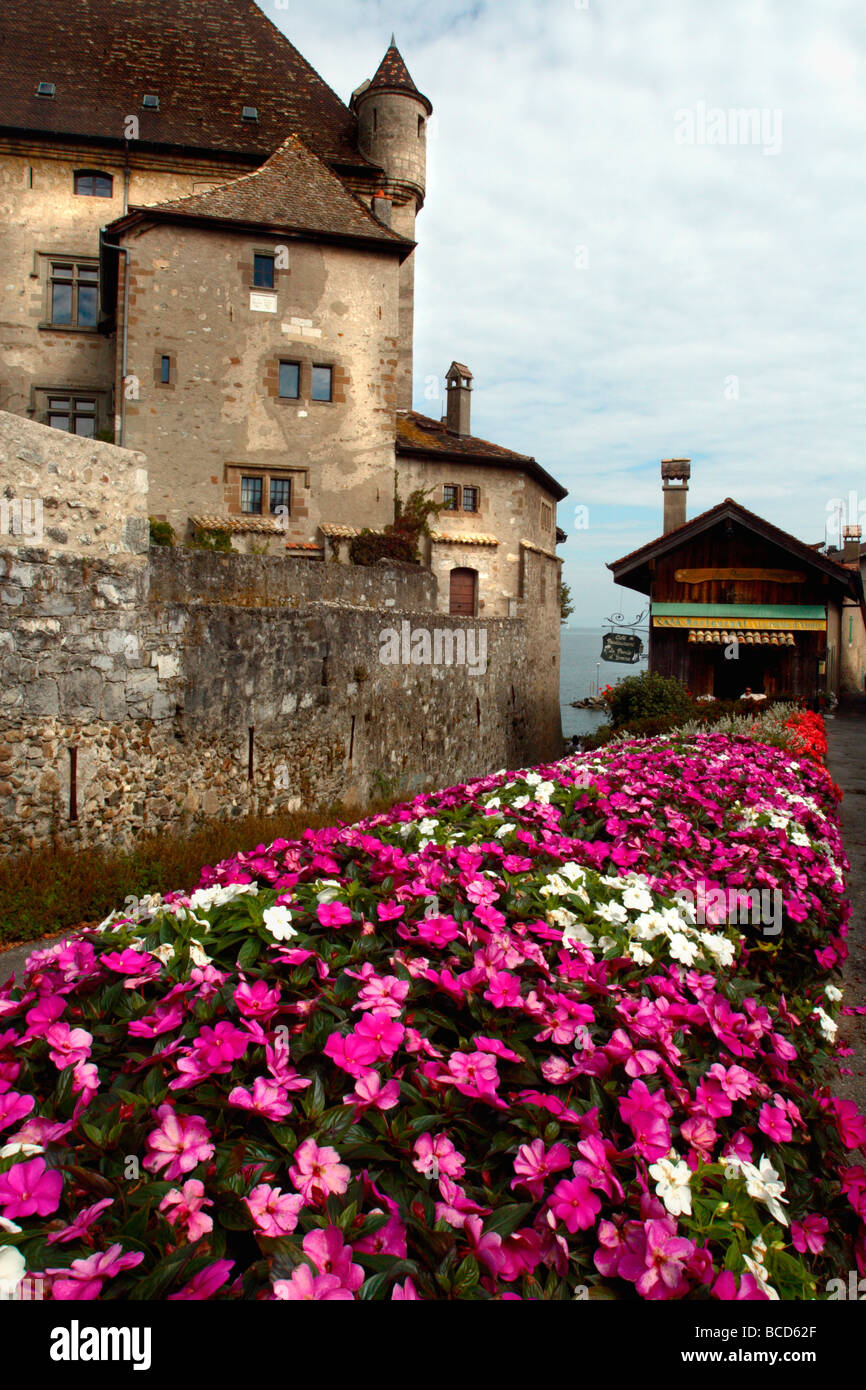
[662,458,691,534]
[843,523,862,563]
[445,362,472,436]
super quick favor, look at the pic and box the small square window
[443,485,459,511]
[241,476,263,514]
[462,486,479,513]
[278,361,299,399]
[253,253,275,289]
[44,394,99,435]
[160,355,171,384]
[36,82,56,98]
[270,477,291,515]
[242,106,259,121]
[142,94,160,109]
[311,365,332,402]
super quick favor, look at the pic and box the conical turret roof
[368,38,432,114]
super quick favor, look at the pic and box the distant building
[609,461,865,703]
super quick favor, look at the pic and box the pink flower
[512,1139,571,1200]
[549,1176,601,1233]
[316,901,354,928]
[412,1132,465,1180]
[635,1219,694,1300]
[758,1102,793,1144]
[191,1021,249,1070]
[0,1156,62,1218]
[354,1213,407,1258]
[303,1226,364,1291]
[345,1071,400,1113]
[417,916,460,948]
[44,1022,92,1070]
[484,971,522,1008]
[712,1270,769,1301]
[46,1197,114,1245]
[273,1266,354,1300]
[0,1087,34,1133]
[233,979,282,1021]
[159,1179,214,1243]
[228,1077,293,1121]
[245,1184,305,1237]
[48,1244,144,1300]
[463,1214,506,1274]
[167,1259,234,1301]
[144,1104,214,1180]
[791,1214,828,1255]
[618,1079,672,1161]
[444,1049,501,1103]
[353,1010,404,1062]
[289,1138,350,1204]
[391,1277,421,1299]
[128,999,186,1037]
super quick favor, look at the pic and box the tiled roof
[609,498,859,589]
[367,40,432,115]
[191,515,285,534]
[112,135,412,251]
[0,0,373,168]
[396,411,568,502]
[430,531,499,546]
[520,539,560,562]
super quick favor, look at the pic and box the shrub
[606,672,694,728]
[148,519,175,547]
[348,530,417,566]
[188,528,233,553]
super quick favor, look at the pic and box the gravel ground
[825,694,866,1116]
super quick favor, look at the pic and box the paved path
[0,933,66,985]
[825,694,866,1115]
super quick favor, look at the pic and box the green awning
[652,602,826,632]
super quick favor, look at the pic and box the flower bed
[1,716,863,1300]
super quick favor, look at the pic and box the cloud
[266,0,866,623]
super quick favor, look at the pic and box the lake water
[560,627,648,738]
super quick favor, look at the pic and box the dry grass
[0,794,407,948]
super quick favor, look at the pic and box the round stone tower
[352,38,432,411]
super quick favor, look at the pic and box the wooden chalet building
[609,461,865,703]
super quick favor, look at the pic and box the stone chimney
[662,458,691,534]
[445,362,473,436]
[371,188,392,227]
[843,523,862,563]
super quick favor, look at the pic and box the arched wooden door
[449,567,477,616]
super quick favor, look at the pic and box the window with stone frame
[278,361,300,399]
[541,500,553,532]
[253,252,275,289]
[45,394,98,436]
[46,259,99,329]
[269,477,291,515]
[311,365,333,402]
[443,484,460,510]
[462,486,479,513]
[241,476,264,514]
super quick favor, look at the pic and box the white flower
[494,822,517,839]
[0,1246,26,1295]
[627,943,653,966]
[740,1154,789,1226]
[648,1156,693,1217]
[263,906,297,942]
[152,943,174,965]
[630,911,668,941]
[188,882,258,913]
[750,1235,767,1264]
[188,940,212,968]
[484,796,502,809]
[523,772,541,787]
[418,817,438,835]
[0,1217,22,1235]
[667,932,700,967]
[698,932,736,968]
[622,887,654,913]
[825,984,843,1003]
[561,920,595,950]
[314,879,343,904]
[560,862,587,883]
[510,795,531,810]
[0,1143,43,1160]
[533,781,556,803]
[813,1006,838,1042]
[593,899,629,926]
[743,1255,780,1299]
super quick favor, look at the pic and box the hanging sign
[601,631,644,663]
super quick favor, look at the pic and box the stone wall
[0,540,560,853]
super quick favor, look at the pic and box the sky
[266,0,866,624]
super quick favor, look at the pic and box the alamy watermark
[378,621,487,677]
[674,102,783,156]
